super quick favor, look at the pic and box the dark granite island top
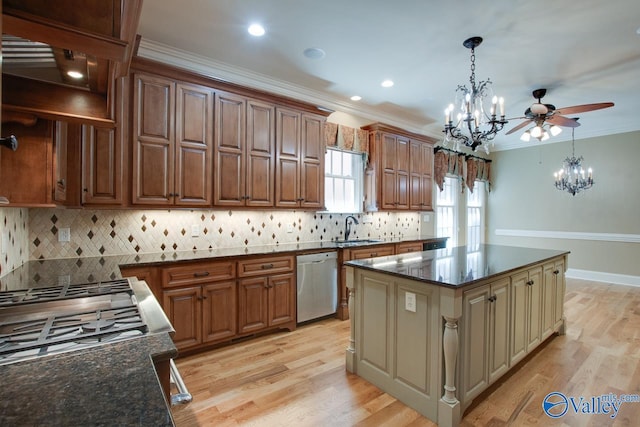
[0,332,177,426]
[345,244,570,288]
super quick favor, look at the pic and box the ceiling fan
[506,88,614,140]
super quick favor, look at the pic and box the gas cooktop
[0,279,133,307]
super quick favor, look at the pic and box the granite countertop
[0,236,446,291]
[345,244,569,288]
[0,333,177,426]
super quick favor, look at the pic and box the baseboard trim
[566,268,640,288]
[494,229,640,243]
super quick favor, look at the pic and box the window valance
[325,122,370,157]
[433,146,492,193]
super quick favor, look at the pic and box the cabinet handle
[296,197,305,202]
[193,271,210,278]
[371,253,377,257]
[83,188,88,192]
[57,179,66,188]
[553,269,560,275]
[261,263,274,270]
[202,295,208,299]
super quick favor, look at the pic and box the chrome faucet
[344,215,359,241]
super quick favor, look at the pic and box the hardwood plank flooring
[172,279,640,426]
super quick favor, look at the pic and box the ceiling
[136,0,640,150]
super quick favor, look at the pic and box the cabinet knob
[488,295,497,302]
[526,280,534,286]
[261,263,274,270]
[553,269,560,275]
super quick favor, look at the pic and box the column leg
[439,315,461,427]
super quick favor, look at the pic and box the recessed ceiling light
[381,79,394,88]
[67,70,84,79]
[248,23,265,37]
[303,47,326,60]
[350,95,362,101]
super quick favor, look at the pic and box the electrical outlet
[362,214,373,224]
[58,228,71,242]
[58,275,71,286]
[423,213,431,222]
[405,292,416,312]
[403,222,409,229]
[286,223,294,233]
[191,224,200,237]
[1,230,8,254]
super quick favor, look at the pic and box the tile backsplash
[28,208,422,260]
[0,208,29,276]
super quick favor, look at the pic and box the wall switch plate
[58,228,71,242]
[362,214,373,224]
[286,224,294,233]
[191,224,200,237]
[58,275,71,286]
[423,213,430,222]
[405,292,416,312]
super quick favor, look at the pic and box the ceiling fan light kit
[443,36,508,153]
[507,88,614,143]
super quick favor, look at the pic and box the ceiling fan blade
[555,102,614,115]
[547,115,581,127]
[506,119,533,135]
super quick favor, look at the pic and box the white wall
[487,130,640,285]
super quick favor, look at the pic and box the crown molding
[137,39,435,136]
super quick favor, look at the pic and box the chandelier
[443,37,507,153]
[554,128,593,196]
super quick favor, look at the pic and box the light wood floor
[172,279,640,426]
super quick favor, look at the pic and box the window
[466,181,486,249]
[435,176,458,248]
[324,149,364,213]
[435,176,486,249]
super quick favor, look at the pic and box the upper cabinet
[275,108,325,209]
[131,72,214,207]
[214,92,275,207]
[1,0,143,126]
[362,123,436,212]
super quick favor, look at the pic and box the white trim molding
[494,229,640,243]
[566,268,640,288]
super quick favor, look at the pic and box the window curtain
[433,146,491,193]
[324,122,370,163]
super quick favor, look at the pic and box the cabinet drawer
[395,242,423,254]
[237,256,295,277]
[349,245,395,260]
[162,261,236,288]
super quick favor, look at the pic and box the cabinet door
[246,100,275,207]
[489,277,510,383]
[268,273,295,326]
[462,284,490,402]
[275,107,301,207]
[238,277,269,334]
[53,121,68,203]
[420,142,433,211]
[409,140,422,210]
[175,82,213,206]
[395,136,410,210]
[510,270,528,365]
[380,133,397,210]
[202,281,237,343]
[132,73,174,205]
[527,266,543,350]
[82,125,122,205]
[300,113,324,209]
[215,92,246,206]
[541,262,556,340]
[163,286,201,350]
[554,260,566,328]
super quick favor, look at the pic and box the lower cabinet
[161,261,236,351]
[237,256,296,335]
[542,259,566,339]
[461,276,510,403]
[510,266,542,365]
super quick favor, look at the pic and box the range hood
[1,0,143,127]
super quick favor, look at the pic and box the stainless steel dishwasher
[296,251,338,323]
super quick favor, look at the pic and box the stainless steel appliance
[296,251,338,323]
[0,278,191,405]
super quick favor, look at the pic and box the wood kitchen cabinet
[542,259,566,340]
[362,123,436,212]
[82,125,123,205]
[214,92,275,207]
[461,277,510,403]
[161,261,237,351]
[275,108,325,209]
[132,72,213,206]
[395,241,424,254]
[237,255,296,334]
[510,266,543,365]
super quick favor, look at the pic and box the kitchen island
[344,244,569,427]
